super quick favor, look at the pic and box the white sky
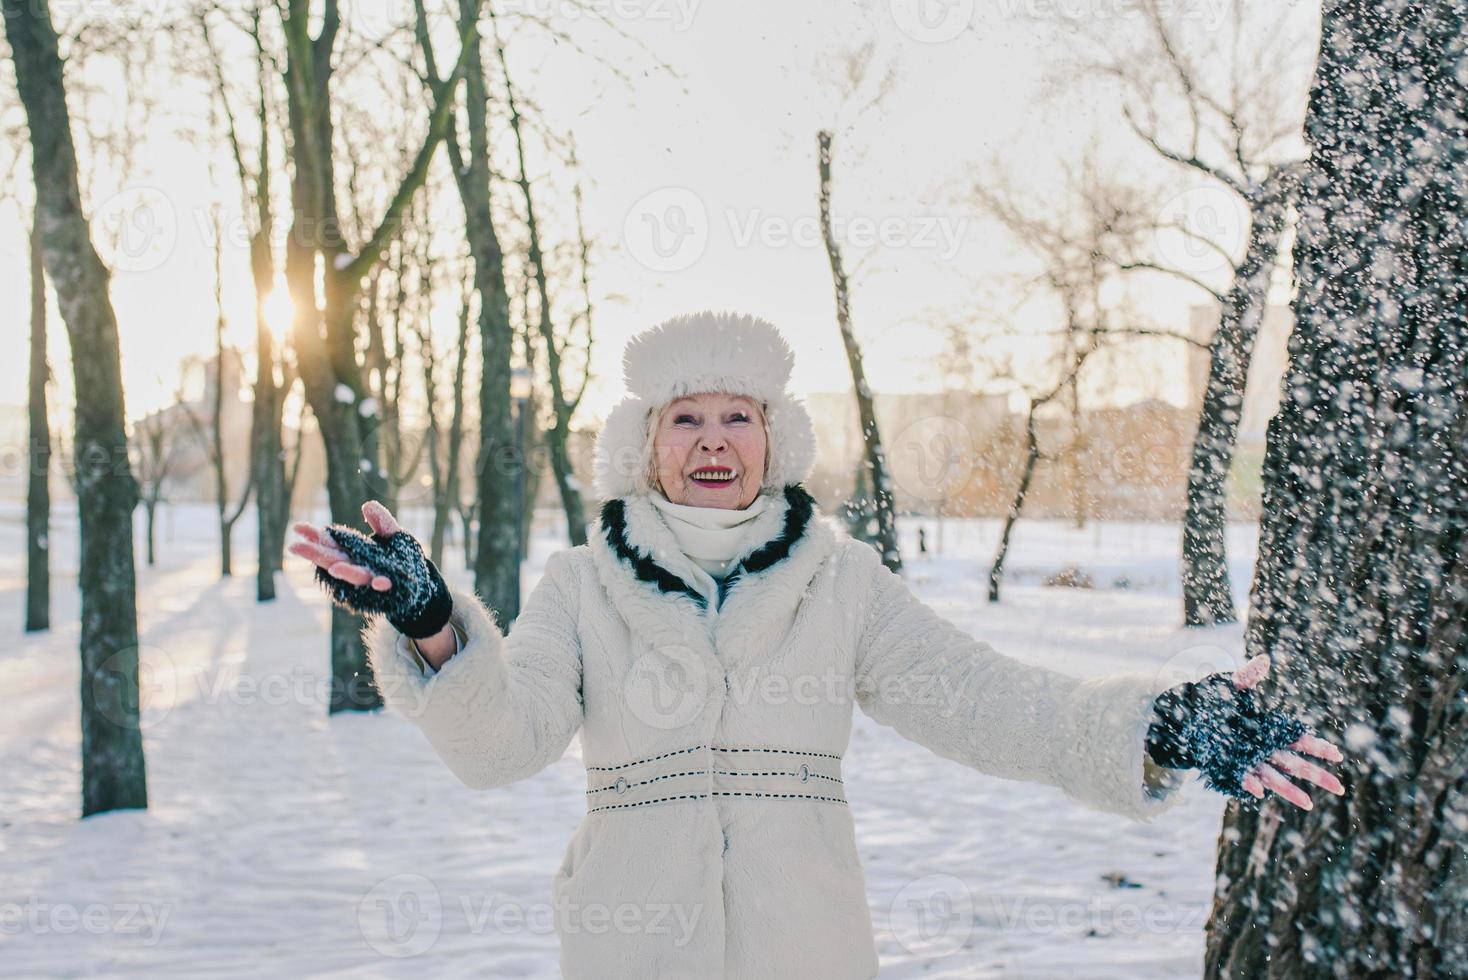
[0,0,1319,424]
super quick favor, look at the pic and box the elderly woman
[289,311,1343,979]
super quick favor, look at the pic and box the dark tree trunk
[279,0,473,710]
[818,129,901,572]
[1182,169,1296,627]
[27,207,52,632]
[1205,3,1467,976]
[7,0,147,814]
[144,500,158,567]
[436,0,519,624]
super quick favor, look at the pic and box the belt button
[797,764,810,783]
[614,776,628,795]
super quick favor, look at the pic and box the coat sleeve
[848,543,1186,821]
[363,549,585,790]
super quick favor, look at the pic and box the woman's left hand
[1146,654,1347,809]
[1230,655,1346,809]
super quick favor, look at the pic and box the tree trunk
[145,499,158,567]
[496,26,588,547]
[279,0,474,710]
[1182,169,1295,627]
[989,410,1040,603]
[1205,4,1466,975]
[817,129,901,572]
[27,206,52,632]
[7,0,147,815]
[454,0,519,623]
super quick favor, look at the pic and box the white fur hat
[592,311,817,499]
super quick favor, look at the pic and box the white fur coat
[364,485,1185,979]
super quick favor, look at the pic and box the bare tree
[492,12,591,546]
[6,0,147,814]
[1064,0,1311,625]
[973,161,1208,600]
[179,207,255,578]
[198,3,297,601]
[818,128,900,572]
[132,403,186,567]
[418,255,475,567]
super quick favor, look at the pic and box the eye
[674,414,698,425]
[728,412,750,423]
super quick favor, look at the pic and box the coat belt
[585,745,847,813]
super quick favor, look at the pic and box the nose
[698,427,729,453]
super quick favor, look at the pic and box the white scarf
[648,490,771,581]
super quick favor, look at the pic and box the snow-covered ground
[0,501,1264,978]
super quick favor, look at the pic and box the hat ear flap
[761,393,816,490]
[593,397,654,499]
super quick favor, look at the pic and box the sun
[261,277,295,342]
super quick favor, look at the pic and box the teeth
[690,468,735,480]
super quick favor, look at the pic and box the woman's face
[652,392,767,509]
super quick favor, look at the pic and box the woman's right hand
[288,501,456,656]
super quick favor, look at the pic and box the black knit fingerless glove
[312,523,454,640]
[1145,670,1307,799]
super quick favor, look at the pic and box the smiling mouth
[688,467,737,488]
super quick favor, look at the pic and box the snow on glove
[312,523,454,640]
[1145,671,1308,799]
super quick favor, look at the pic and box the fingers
[289,539,351,569]
[1292,733,1344,763]
[1255,762,1313,810]
[362,500,402,538]
[1242,772,1265,799]
[326,562,393,591]
[1232,654,1271,691]
[1269,750,1345,796]
[291,521,329,546]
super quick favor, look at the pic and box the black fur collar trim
[600,484,816,609]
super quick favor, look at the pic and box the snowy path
[1,505,1261,978]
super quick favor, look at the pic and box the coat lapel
[590,484,838,672]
